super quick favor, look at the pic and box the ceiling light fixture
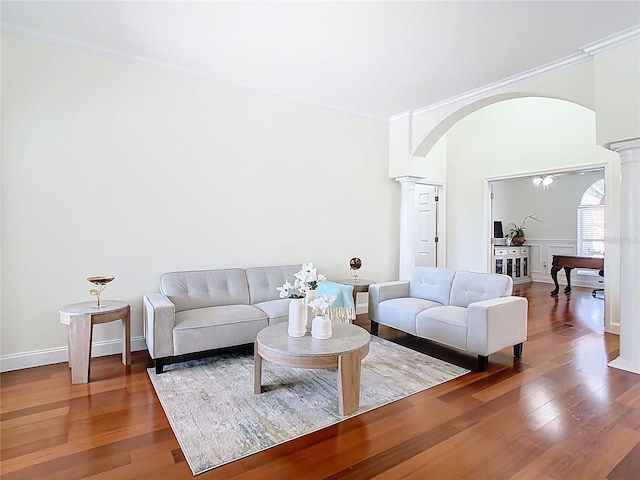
[532,175,554,190]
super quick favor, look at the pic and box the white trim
[390,51,589,121]
[0,25,385,122]
[580,25,640,56]
[390,27,640,122]
[609,356,640,375]
[0,336,148,373]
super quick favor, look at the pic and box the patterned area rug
[148,335,469,476]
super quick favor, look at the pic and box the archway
[398,96,620,334]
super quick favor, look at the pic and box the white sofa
[368,267,528,371]
[143,265,299,373]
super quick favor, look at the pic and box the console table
[550,255,604,296]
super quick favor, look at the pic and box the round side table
[59,300,131,384]
[335,278,375,306]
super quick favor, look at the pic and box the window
[577,179,605,261]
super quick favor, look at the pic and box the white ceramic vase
[311,315,332,339]
[288,298,306,337]
[305,289,318,332]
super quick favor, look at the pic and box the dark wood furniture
[550,255,604,296]
[335,278,375,305]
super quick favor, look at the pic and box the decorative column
[608,139,640,375]
[396,176,421,281]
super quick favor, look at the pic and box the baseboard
[356,301,368,315]
[0,336,148,373]
[530,274,601,289]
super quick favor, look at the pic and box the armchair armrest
[368,281,410,322]
[466,296,528,356]
[143,293,176,359]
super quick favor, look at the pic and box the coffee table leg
[70,315,93,384]
[254,341,262,394]
[338,351,361,415]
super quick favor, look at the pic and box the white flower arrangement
[307,294,337,316]
[294,262,326,290]
[277,262,327,298]
[276,279,307,299]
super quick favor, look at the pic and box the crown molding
[389,51,590,122]
[580,25,640,56]
[0,25,386,122]
[390,26,640,122]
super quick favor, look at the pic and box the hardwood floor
[1,282,638,479]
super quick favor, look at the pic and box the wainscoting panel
[524,239,600,288]
[529,244,542,274]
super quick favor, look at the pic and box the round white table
[59,300,131,384]
[254,322,370,415]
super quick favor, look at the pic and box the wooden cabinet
[493,246,530,284]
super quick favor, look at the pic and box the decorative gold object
[349,257,362,281]
[87,276,114,308]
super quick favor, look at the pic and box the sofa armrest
[143,293,176,359]
[466,296,528,356]
[368,281,410,322]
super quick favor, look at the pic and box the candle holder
[87,276,114,308]
[349,257,362,282]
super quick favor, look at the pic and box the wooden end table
[254,322,370,415]
[59,300,131,384]
[335,278,375,306]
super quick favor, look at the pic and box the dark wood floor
[2,282,639,479]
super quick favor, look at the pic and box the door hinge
[434,236,439,243]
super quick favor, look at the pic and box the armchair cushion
[246,265,300,304]
[378,297,443,335]
[254,298,290,325]
[449,270,513,307]
[410,267,456,304]
[173,305,267,356]
[160,269,249,312]
[416,305,468,350]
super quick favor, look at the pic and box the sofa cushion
[254,298,290,325]
[246,265,300,304]
[160,269,249,313]
[173,305,267,355]
[378,297,443,335]
[409,267,456,305]
[416,305,468,350]
[449,270,513,308]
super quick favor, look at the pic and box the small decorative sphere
[349,258,362,270]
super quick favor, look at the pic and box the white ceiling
[2,1,639,119]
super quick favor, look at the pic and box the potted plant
[506,214,541,246]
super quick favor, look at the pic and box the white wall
[492,170,604,240]
[444,97,618,271]
[389,59,598,178]
[492,170,605,286]
[594,39,640,145]
[0,34,397,364]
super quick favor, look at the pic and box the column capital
[394,176,424,186]
[609,138,640,154]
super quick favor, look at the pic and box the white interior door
[415,184,438,267]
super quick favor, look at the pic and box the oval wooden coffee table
[254,322,370,415]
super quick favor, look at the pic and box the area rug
[147,335,469,475]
